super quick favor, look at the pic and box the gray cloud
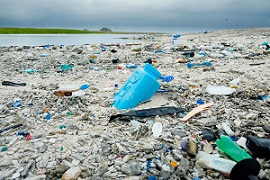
[0,0,269,32]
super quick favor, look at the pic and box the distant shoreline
[0,27,162,34]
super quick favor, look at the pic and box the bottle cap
[203,144,213,154]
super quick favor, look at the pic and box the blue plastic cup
[112,63,161,110]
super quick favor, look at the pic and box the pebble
[186,140,198,157]
[121,162,141,175]
[61,167,82,180]
[72,159,80,166]
[0,28,269,179]
[263,125,270,133]
[12,172,21,179]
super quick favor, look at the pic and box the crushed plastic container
[112,63,161,110]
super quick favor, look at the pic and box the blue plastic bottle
[112,63,161,110]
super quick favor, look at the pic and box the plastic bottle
[197,151,236,174]
[216,135,251,162]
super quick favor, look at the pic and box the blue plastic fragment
[25,69,36,74]
[230,136,238,141]
[80,84,90,90]
[179,85,186,91]
[187,62,212,68]
[148,175,157,180]
[258,95,270,101]
[12,101,21,107]
[27,103,34,107]
[200,51,207,56]
[146,160,152,172]
[155,49,165,54]
[162,144,170,152]
[46,112,51,120]
[39,53,48,57]
[197,99,205,105]
[173,34,181,39]
[160,75,174,82]
[1,147,8,152]
[126,64,137,68]
[18,131,26,136]
[157,89,169,92]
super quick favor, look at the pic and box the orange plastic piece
[170,161,178,168]
[182,102,214,121]
[53,90,73,97]
[43,108,50,113]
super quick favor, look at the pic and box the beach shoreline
[0,27,269,179]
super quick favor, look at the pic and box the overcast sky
[0,0,269,33]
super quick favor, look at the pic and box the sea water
[0,34,143,47]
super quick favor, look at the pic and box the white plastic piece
[72,91,86,97]
[210,53,224,58]
[236,137,249,151]
[206,84,236,95]
[172,39,181,46]
[152,122,163,138]
[229,77,241,87]
[130,120,142,127]
[102,87,115,91]
[222,123,234,136]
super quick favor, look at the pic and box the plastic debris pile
[0,28,270,179]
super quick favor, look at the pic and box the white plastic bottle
[196,151,236,174]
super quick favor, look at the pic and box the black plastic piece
[0,123,23,134]
[110,106,187,122]
[246,135,270,159]
[230,158,260,180]
[201,129,216,142]
[2,81,26,86]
